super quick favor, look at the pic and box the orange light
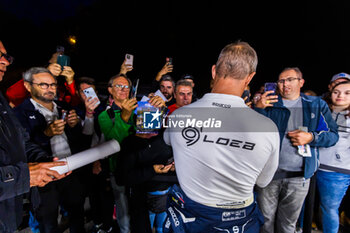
[68,36,77,45]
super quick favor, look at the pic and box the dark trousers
[35,172,86,233]
[129,186,152,233]
[88,168,114,228]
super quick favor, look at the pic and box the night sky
[1,0,350,96]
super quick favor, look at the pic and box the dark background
[1,0,350,97]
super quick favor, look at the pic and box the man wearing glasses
[0,41,69,232]
[254,67,339,233]
[14,67,86,232]
[98,73,135,233]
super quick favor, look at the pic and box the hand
[255,91,278,109]
[92,161,102,175]
[155,62,173,81]
[47,63,62,77]
[148,93,155,99]
[44,119,66,137]
[161,62,174,75]
[66,109,79,128]
[120,60,133,74]
[243,96,252,108]
[170,163,175,172]
[121,98,138,122]
[149,95,166,108]
[287,130,313,146]
[28,161,69,187]
[61,66,75,85]
[153,164,173,174]
[84,97,99,118]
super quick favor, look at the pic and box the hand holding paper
[50,140,120,175]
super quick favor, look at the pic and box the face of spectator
[175,85,192,107]
[160,80,174,100]
[78,83,95,102]
[109,76,130,102]
[28,73,57,103]
[0,41,10,81]
[329,78,349,91]
[331,83,350,110]
[277,69,304,100]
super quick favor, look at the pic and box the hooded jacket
[319,110,350,174]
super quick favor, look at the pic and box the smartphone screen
[83,87,101,106]
[264,82,277,94]
[125,54,134,66]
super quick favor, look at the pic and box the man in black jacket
[0,41,68,233]
[14,67,86,233]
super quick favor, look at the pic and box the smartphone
[167,57,173,66]
[56,45,65,54]
[61,111,67,120]
[264,82,277,94]
[165,157,174,165]
[132,79,139,99]
[125,54,134,66]
[241,89,250,103]
[83,87,101,106]
[57,54,70,70]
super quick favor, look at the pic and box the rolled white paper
[50,139,120,175]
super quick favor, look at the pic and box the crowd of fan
[1,40,350,233]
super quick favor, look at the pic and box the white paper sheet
[155,90,168,102]
[50,139,120,174]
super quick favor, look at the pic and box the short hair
[160,74,175,88]
[76,76,96,90]
[215,41,258,80]
[280,67,303,79]
[175,80,193,92]
[23,67,54,83]
[181,74,194,81]
[108,73,132,88]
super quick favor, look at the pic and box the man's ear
[211,65,216,80]
[108,87,113,96]
[23,81,32,93]
[245,72,256,87]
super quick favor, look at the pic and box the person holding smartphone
[6,48,80,107]
[14,67,86,233]
[254,67,339,233]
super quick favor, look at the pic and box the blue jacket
[254,94,339,179]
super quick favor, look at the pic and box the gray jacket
[319,110,350,174]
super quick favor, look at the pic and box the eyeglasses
[113,84,130,90]
[31,82,58,89]
[277,77,301,84]
[0,51,14,64]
